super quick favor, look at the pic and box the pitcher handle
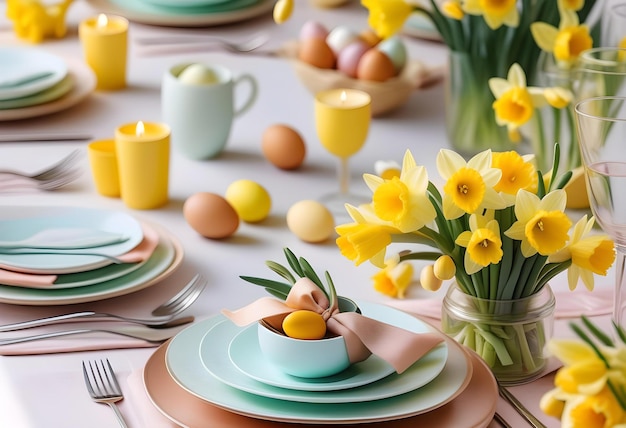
[233,73,258,117]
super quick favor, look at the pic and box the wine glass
[314,88,371,215]
[575,96,626,330]
[575,47,626,101]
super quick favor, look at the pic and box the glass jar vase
[441,283,555,385]
[444,51,514,157]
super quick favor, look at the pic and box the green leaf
[239,276,292,296]
[299,257,325,291]
[284,248,304,277]
[265,261,296,284]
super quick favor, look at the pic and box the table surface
[0,1,612,427]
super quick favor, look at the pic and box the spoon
[0,228,129,250]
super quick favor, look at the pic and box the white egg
[376,36,407,73]
[178,63,219,85]
[325,26,359,55]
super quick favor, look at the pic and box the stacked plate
[0,48,95,121]
[143,301,499,427]
[85,0,274,27]
[0,206,183,305]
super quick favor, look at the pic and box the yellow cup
[87,139,120,197]
[79,14,128,90]
[115,121,170,210]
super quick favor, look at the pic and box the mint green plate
[203,319,447,402]
[0,232,178,305]
[0,48,67,101]
[0,74,73,110]
[166,302,468,423]
[108,0,258,16]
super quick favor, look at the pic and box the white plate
[145,331,495,428]
[166,302,471,424]
[0,206,143,274]
[85,0,274,27]
[0,222,182,305]
[0,57,95,122]
[227,325,396,392]
[202,320,447,403]
[0,48,67,101]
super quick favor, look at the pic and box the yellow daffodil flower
[336,204,397,267]
[361,0,413,39]
[492,151,538,202]
[434,255,456,280]
[272,0,293,24]
[558,0,584,11]
[548,216,616,290]
[374,160,401,180]
[531,8,593,68]
[437,149,506,219]
[455,213,503,274]
[489,63,548,141]
[365,150,437,233]
[540,388,566,419]
[561,388,626,428]
[505,189,572,257]
[544,87,574,109]
[441,0,464,20]
[462,0,519,29]
[372,257,414,298]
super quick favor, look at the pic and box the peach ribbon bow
[222,278,444,374]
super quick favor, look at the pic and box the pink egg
[299,21,329,40]
[337,41,370,78]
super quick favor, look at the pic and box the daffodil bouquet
[361,0,600,171]
[336,146,615,378]
[541,316,626,426]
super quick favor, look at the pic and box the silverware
[499,383,548,428]
[494,412,513,428]
[82,359,129,428]
[0,150,82,191]
[135,33,271,56]
[0,228,129,250]
[0,321,192,345]
[0,133,92,142]
[0,274,206,331]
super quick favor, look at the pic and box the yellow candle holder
[79,14,128,91]
[7,0,74,44]
[115,121,170,210]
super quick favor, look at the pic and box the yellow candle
[314,88,371,158]
[79,14,128,90]
[115,121,170,210]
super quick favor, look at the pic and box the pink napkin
[222,278,444,374]
[0,222,159,287]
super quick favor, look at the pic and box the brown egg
[298,37,336,69]
[356,49,396,82]
[262,124,306,170]
[183,192,239,239]
[359,29,382,47]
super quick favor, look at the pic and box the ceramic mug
[162,63,258,160]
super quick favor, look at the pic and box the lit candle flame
[97,13,108,28]
[340,90,347,104]
[136,121,145,137]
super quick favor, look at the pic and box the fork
[135,33,271,56]
[0,150,82,191]
[82,359,129,428]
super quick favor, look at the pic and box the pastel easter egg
[178,63,219,85]
[298,37,336,69]
[356,48,396,82]
[225,179,271,223]
[325,26,359,55]
[337,41,370,78]
[376,36,407,73]
[282,310,327,340]
[299,20,329,40]
[286,200,335,243]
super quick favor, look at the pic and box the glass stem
[338,157,349,195]
[614,247,626,335]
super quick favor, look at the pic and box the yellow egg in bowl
[279,40,444,116]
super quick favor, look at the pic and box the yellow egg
[282,310,327,340]
[286,200,335,243]
[225,179,271,223]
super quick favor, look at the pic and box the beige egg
[298,37,336,69]
[286,200,335,243]
[356,49,396,82]
[262,124,306,170]
[183,192,239,239]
